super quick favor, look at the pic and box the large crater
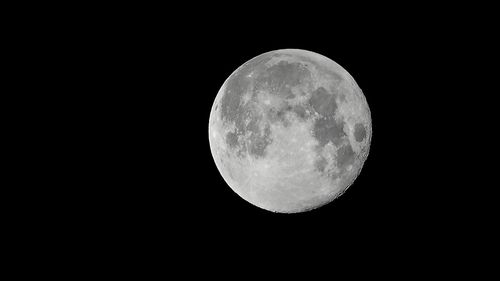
[209,49,371,213]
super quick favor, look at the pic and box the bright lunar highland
[209,49,371,213]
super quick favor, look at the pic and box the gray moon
[208,49,371,213]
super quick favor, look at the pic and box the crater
[221,102,274,161]
[336,143,355,170]
[253,60,311,99]
[225,131,239,148]
[247,123,272,158]
[313,117,346,147]
[265,101,306,127]
[314,155,328,173]
[266,106,287,124]
[309,86,338,117]
[219,53,273,126]
[292,105,307,119]
[354,123,366,142]
[294,54,344,84]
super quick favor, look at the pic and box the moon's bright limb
[209,49,371,213]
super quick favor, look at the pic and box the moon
[209,49,371,213]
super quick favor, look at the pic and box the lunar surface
[209,49,371,213]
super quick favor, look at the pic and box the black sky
[64,8,482,254]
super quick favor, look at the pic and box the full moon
[209,49,371,213]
